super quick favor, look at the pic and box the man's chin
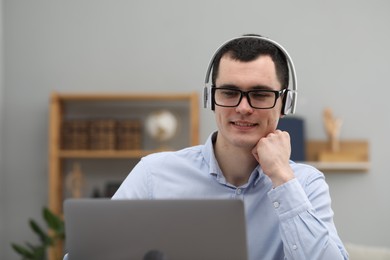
[218,130,260,149]
[231,138,258,150]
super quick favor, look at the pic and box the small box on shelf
[61,120,89,150]
[89,119,116,150]
[61,119,143,151]
[116,120,142,150]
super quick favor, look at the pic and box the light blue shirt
[112,132,348,260]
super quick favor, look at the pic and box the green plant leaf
[26,243,46,260]
[11,206,65,260]
[31,246,46,260]
[11,243,34,258]
[29,219,53,246]
[25,242,41,252]
[43,207,65,238]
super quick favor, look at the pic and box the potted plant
[11,207,65,260]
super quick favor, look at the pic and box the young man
[113,35,349,260]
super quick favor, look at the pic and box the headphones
[203,35,298,115]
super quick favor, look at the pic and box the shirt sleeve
[267,175,349,260]
[112,158,152,199]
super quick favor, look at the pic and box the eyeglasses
[212,87,287,109]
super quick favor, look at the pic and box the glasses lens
[248,91,276,109]
[214,89,241,107]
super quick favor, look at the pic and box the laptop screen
[64,199,248,260]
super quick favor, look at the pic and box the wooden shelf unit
[304,140,370,172]
[48,92,199,259]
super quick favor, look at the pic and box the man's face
[214,54,284,150]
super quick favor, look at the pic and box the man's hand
[251,130,294,187]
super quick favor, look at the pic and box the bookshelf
[48,92,199,259]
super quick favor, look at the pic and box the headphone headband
[203,35,298,115]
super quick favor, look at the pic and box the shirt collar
[201,131,221,176]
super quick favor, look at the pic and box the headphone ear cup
[203,86,216,110]
[211,88,215,111]
[282,90,293,115]
[203,86,209,109]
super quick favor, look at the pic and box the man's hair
[211,35,289,89]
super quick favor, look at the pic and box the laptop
[64,199,248,260]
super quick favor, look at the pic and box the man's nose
[235,96,254,114]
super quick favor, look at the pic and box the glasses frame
[212,87,287,109]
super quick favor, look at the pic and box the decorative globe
[145,110,178,142]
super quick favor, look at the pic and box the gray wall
[2,0,390,259]
[0,0,4,256]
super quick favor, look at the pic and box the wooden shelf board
[301,161,370,172]
[304,140,370,172]
[54,92,197,101]
[58,149,165,159]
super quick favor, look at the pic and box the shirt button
[273,201,280,208]
[236,189,242,195]
[292,244,298,250]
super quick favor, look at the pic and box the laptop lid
[64,199,248,260]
